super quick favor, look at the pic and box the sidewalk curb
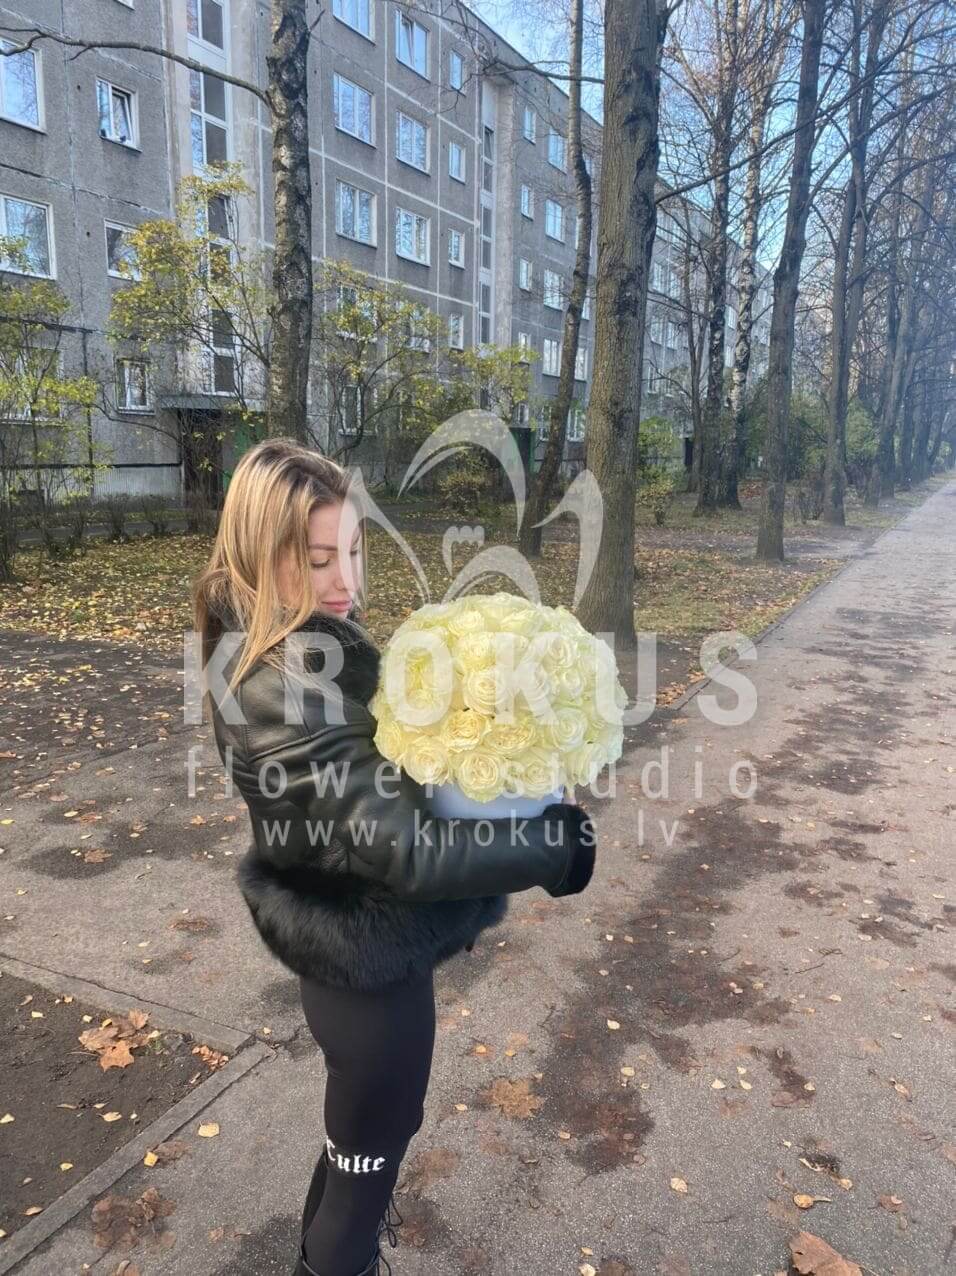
[0,1041,274,1275]
[659,479,952,718]
[0,952,252,1054]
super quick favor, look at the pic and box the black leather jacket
[209,606,597,991]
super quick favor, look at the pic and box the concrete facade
[0,0,768,501]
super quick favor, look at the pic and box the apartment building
[0,0,765,503]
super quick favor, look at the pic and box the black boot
[295,1238,392,1276]
[295,1193,402,1276]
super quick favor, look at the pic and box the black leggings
[298,968,436,1275]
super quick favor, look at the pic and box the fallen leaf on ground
[482,1077,545,1119]
[92,1186,175,1250]
[788,1230,863,1275]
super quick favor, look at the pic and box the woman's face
[279,500,364,616]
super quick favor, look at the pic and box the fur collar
[295,609,381,708]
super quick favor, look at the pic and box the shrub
[141,495,177,536]
[638,472,677,526]
[99,493,137,542]
[435,454,494,518]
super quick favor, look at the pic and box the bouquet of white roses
[369,592,626,815]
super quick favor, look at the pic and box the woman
[194,439,597,1276]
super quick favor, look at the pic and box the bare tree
[519,0,593,557]
[576,0,671,645]
[724,0,792,507]
[821,0,888,523]
[755,0,826,561]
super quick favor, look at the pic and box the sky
[467,0,605,120]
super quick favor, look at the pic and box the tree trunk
[696,0,740,514]
[755,0,825,562]
[696,117,734,512]
[823,0,886,525]
[897,381,916,487]
[725,0,787,510]
[266,0,313,442]
[823,178,856,526]
[726,115,765,510]
[575,0,669,646]
[871,160,933,501]
[519,0,591,558]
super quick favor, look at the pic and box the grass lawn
[0,475,945,680]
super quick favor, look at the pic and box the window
[105,222,140,279]
[206,193,232,238]
[547,130,566,170]
[4,350,59,420]
[335,180,375,245]
[97,79,136,147]
[190,69,227,168]
[396,110,428,170]
[544,199,564,242]
[115,358,151,411]
[335,381,368,435]
[448,140,465,182]
[0,195,53,276]
[395,207,429,263]
[543,337,560,376]
[650,313,664,344]
[334,74,373,144]
[522,105,536,142]
[518,258,532,291]
[448,50,464,90]
[448,227,466,268]
[568,406,585,441]
[336,285,375,338]
[513,402,529,428]
[406,305,431,350]
[665,318,680,348]
[0,40,40,129]
[395,11,428,77]
[332,0,371,38]
[575,344,588,380]
[520,184,533,219]
[482,125,494,193]
[448,312,464,349]
[516,331,531,362]
[187,0,224,48]
[479,282,491,343]
[727,305,737,330]
[210,309,236,393]
[543,269,562,309]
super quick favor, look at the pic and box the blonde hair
[192,436,370,707]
